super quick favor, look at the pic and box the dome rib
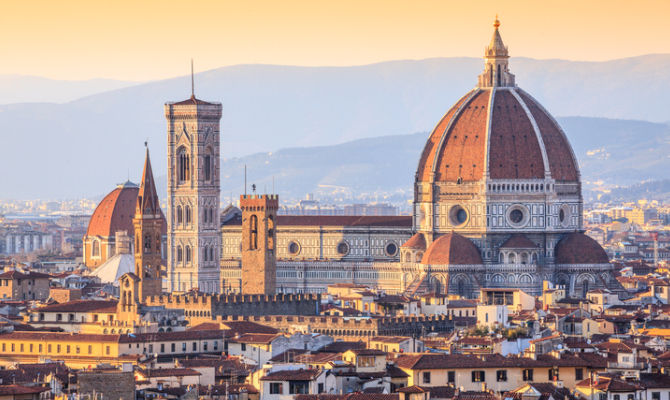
[431,90,489,183]
[509,88,551,177]
[517,89,580,181]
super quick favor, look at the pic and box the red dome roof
[86,183,139,238]
[416,88,579,184]
[421,233,482,265]
[555,233,609,264]
[401,233,427,250]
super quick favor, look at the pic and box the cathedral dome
[415,20,579,184]
[555,233,609,264]
[421,233,483,265]
[86,182,139,238]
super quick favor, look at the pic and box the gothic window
[177,206,183,224]
[177,146,190,183]
[144,234,151,252]
[508,253,516,264]
[92,240,100,257]
[203,246,209,261]
[177,246,183,262]
[204,153,212,182]
[185,206,192,224]
[521,252,528,264]
[209,208,214,225]
[185,246,192,263]
[267,215,275,250]
[209,246,214,262]
[156,234,161,254]
[249,215,258,250]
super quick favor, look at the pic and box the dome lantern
[478,16,515,88]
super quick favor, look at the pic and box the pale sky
[1,0,668,81]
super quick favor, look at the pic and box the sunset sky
[1,0,669,81]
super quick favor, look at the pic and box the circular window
[510,209,523,224]
[385,242,398,257]
[337,241,350,256]
[506,205,529,228]
[449,205,468,226]
[288,241,301,255]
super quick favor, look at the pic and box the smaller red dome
[402,233,427,250]
[555,233,609,264]
[421,233,483,265]
[86,182,139,238]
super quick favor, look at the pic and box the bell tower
[133,147,164,300]
[240,194,278,295]
[165,91,222,293]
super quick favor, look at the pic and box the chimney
[115,231,131,255]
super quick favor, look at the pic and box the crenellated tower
[165,94,222,293]
[240,194,278,295]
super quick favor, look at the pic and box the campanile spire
[477,16,515,88]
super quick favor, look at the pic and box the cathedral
[86,19,616,299]
[219,18,615,297]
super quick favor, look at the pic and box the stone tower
[133,147,164,300]
[165,94,222,293]
[240,194,278,295]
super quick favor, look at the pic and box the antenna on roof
[244,164,247,196]
[191,59,195,98]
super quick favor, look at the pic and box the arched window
[204,153,211,182]
[521,252,528,265]
[249,215,258,250]
[185,206,191,224]
[508,253,516,264]
[143,234,151,253]
[177,246,183,262]
[177,146,190,182]
[185,246,192,263]
[177,206,183,224]
[208,208,214,225]
[209,246,214,262]
[267,215,275,250]
[203,246,209,261]
[92,239,100,257]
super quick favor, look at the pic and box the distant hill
[200,117,670,204]
[0,75,137,104]
[3,55,670,199]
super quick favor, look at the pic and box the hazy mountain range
[2,55,670,199]
[0,75,138,104]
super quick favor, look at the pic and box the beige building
[0,270,51,301]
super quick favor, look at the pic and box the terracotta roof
[0,270,52,280]
[137,368,201,378]
[371,336,411,344]
[118,329,223,343]
[416,86,579,184]
[455,391,497,400]
[220,320,279,335]
[402,233,427,250]
[321,341,366,353]
[395,352,606,370]
[0,385,50,395]
[421,233,483,265]
[0,331,121,343]
[555,233,609,264]
[500,234,537,249]
[231,333,280,344]
[35,299,118,313]
[170,95,218,106]
[86,183,139,237]
[296,395,399,400]
[261,368,322,381]
[576,377,643,392]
